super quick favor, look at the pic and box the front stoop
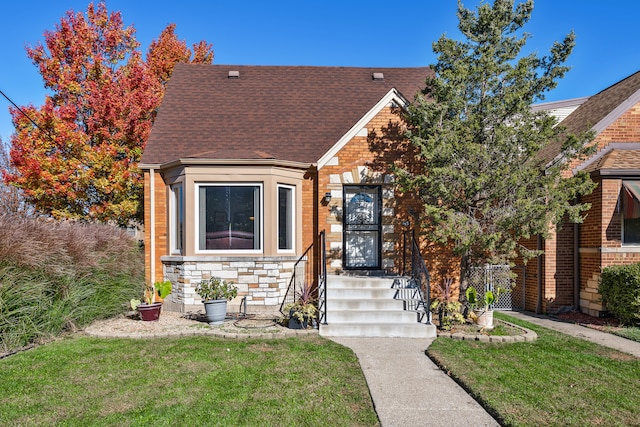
[319,275,436,338]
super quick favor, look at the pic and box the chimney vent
[228,70,240,79]
[372,72,384,81]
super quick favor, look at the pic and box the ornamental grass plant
[0,214,143,354]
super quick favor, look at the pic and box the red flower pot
[137,302,162,321]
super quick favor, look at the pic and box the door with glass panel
[343,185,381,269]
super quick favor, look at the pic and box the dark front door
[343,185,382,269]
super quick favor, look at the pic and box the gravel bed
[84,311,318,339]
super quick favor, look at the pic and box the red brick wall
[514,236,540,312]
[544,223,576,312]
[566,101,640,315]
[144,170,168,285]
[309,106,459,293]
[317,107,400,273]
[301,171,317,251]
[566,103,640,172]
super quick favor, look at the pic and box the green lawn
[0,335,378,426]
[605,326,640,343]
[428,312,640,427]
[4,314,640,427]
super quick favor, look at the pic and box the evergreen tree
[396,0,595,302]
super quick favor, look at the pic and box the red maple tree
[5,2,213,225]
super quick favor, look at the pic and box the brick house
[139,64,431,315]
[519,70,640,316]
[140,63,640,320]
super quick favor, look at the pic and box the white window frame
[170,183,184,255]
[194,182,263,254]
[277,184,295,253]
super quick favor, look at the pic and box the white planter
[203,300,228,325]
[474,309,494,329]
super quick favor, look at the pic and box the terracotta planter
[137,302,162,321]
[204,300,228,325]
[474,309,494,329]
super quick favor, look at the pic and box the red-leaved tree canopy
[4,2,213,225]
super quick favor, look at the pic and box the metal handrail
[279,240,314,316]
[317,230,327,325]
[394,231,431,324]
[279,230,327,328]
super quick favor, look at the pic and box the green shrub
[0,214,143,353]
[598,263,640,325]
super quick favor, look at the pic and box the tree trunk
[458,254,471,307]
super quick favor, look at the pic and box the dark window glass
[199,185,260,250]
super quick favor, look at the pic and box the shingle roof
[141,64,431,166]
[582,149,640,173]
[537,70,640,165]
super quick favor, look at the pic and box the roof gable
[538,70,640,165]
[141,64,430,167]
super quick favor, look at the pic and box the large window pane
[199,185,261,250]
[278,185,294,251]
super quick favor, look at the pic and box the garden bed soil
[83,311,318,338]
[436,320,522,336]
[554,311,623,332]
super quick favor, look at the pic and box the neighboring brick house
[139,64,430,314]
[519,70,640,316]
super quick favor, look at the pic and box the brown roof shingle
[582,149,640,173]
[538,70,640,165]
[141,64,431,166]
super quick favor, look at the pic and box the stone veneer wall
[161,255,300,315]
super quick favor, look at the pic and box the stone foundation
[161,255,301,316]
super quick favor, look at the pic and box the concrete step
[320,322,436,338]
[326,275,399,289]
[325,309,421,323]
[326,287,397,300]
[320,274,434,338]
[327,298,406,311]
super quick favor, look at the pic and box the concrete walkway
[330,312,640,426]
[504,311,640,358]
[329,336,499,427]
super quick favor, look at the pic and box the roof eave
[140,158,313,171]
[573,143,640,174]
[545,87,640,170]
[591,169,640,178]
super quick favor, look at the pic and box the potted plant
[466,286,496,329]
[195,277,238,325]
[430,278,464,330]
[130,280,172,321]
[285,283,317,329]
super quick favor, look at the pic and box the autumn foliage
[4,2,213,225]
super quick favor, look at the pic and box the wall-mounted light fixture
[323,192,332,203]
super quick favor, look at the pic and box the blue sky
[1,0,638,144]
